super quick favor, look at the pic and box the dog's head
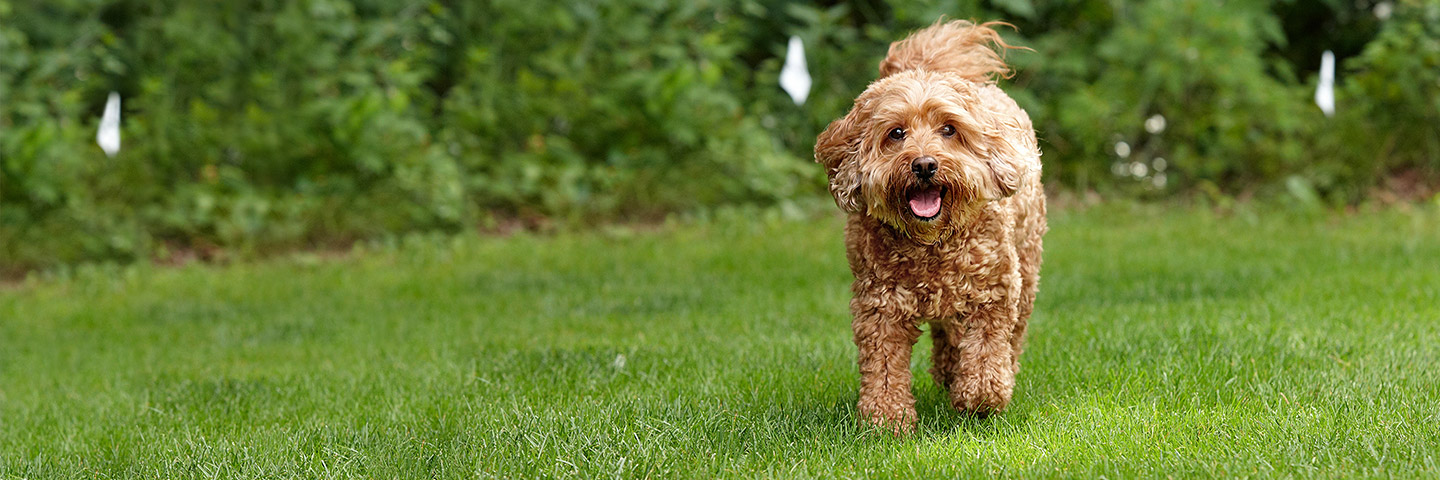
[815,70,1028,244]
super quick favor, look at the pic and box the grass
[2,203,1439,478]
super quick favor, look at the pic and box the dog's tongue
[908,188,942,218]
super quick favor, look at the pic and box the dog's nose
[911,156,938,179]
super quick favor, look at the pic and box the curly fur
[814,19,1047,433]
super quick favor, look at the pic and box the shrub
[1,0,1434,272]
[1313,0,1440,199]
[438,0,809,219]
[1042,0,1315,195]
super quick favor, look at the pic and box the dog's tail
[878,19,1017,83]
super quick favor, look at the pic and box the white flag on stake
[779,36,811,106]
[1315,51,1335,117]
[97,92,121,157]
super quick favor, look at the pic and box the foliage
[1041,0,1319,193]
[440,1,809,219]
[2,0,1436,270]
[1308,0,1440,200]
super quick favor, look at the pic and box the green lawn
[3,204,1439,478]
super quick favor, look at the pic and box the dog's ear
[978,115,1030,200]
[815,109,865,213]
[942,78,1032,201]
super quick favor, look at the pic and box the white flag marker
[1315,51,1335,118]
[779,36,811,106]
[97,92,121,157]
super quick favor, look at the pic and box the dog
[814,20,1046,433]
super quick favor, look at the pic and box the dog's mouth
[907,186,944,221]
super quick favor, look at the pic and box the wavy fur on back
[878,20,1015,83]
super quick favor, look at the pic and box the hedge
[2,0,1436,271]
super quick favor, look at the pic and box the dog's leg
[929,322,961,394]
[1013,193,1048,371]
[852,305,922,433]
[1008,316,1028,374]
[942,301,1019,415]
[1012,211,1044,374]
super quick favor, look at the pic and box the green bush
[1,0,1436,272]
[439,0,808,218]
[1041,0,1315,194]
[1309,0,1440,200]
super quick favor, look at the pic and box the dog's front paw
[948,372,1014,414]
[858,400,917,435]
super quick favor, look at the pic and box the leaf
[990,0,1036,20]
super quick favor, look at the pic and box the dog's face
[816,70,1027,244]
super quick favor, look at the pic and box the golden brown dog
[814,20,1046,433]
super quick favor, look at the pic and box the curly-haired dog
[815,20,1046,433]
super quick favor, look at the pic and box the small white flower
[1130,162,1148,177]
[1145,114,1166,134]
[1375,2,1394,20]
[1153,157,1167,172]
[1114,141,1131,158]
[1152,173,1168,188]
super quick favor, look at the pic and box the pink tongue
[909,189,942,218]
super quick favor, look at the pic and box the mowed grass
[2,204,1438,478]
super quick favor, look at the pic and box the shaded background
[2,0,1437,272]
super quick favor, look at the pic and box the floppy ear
[978,118,1029,200]
[814,111,865,213]
[941,77,1031,201]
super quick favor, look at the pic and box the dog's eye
[887,127,906,140]
[939,124,956,138]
